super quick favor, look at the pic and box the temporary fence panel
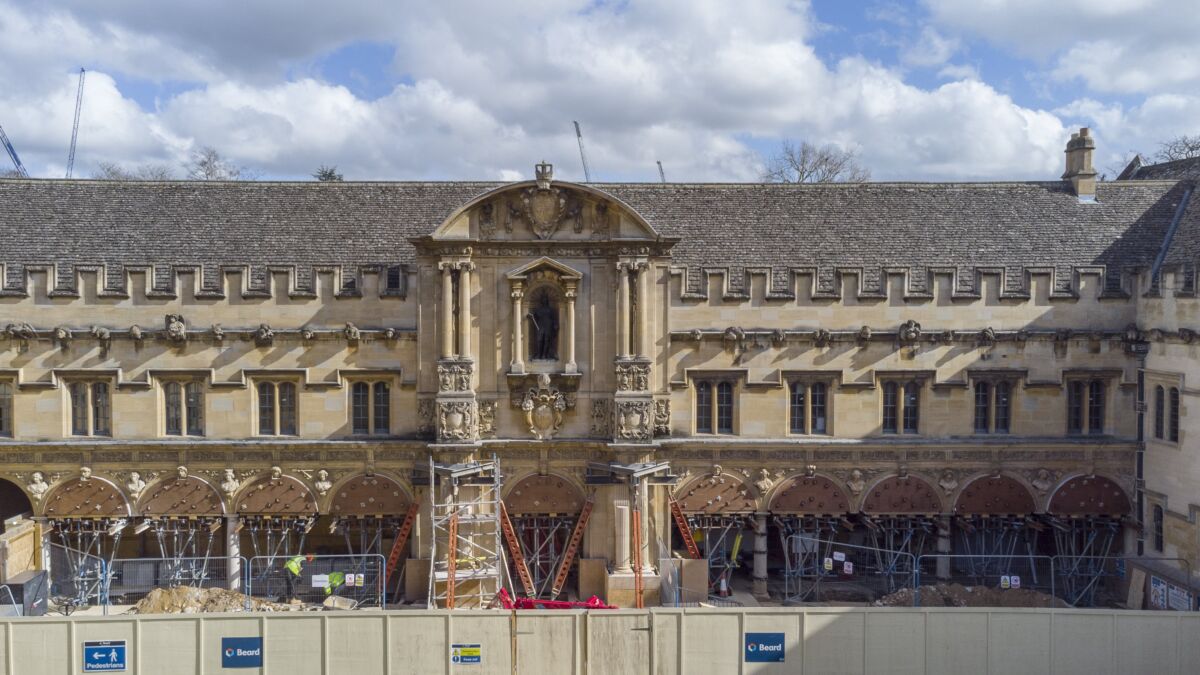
[48,543,106,612]
[247,553,386,608]
[103,556,246,607]
[1054,555,1194,609]
[783,534,916,605]
[915,554,1056,607]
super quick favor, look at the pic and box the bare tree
[92,161,177,181]
[1155,134,1200,162]
[761,140,871,183]
[184,146,258,181]
[0,168,23,179]
[313,165,344,181]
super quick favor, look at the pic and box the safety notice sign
[451,644,481,664]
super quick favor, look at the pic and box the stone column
[510,282,525,373]
[440,262,455,359]
[752,514,769,599]
[564,281,578,374]
[226,515,242,591]
[636,262,650,358]
[936,516,951,580]
[616,262,631,358]
[614,500,632,572]
[457,262,473,360]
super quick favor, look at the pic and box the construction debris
[875,583,1068,608]
[127,587,304,614]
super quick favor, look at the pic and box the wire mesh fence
[247,554,386,608]
[103,556,245,607]
[48,542,107,612]
[782,535,917,606]
[0,585,20,617]
[915,554,1057,607]
[1053,555,1194,609]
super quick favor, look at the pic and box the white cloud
[0,0,1183,183]
[901,27,960,67]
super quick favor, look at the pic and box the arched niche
[139,476,225,518]
[503,473,585,515]
[675,472,759,515]
[507,258,583,374]
[768,474,851,515]
[43,477,130,518]
[861,475,942,515]
[954,475,1036,516]
[1048,475,1131,517]
[236,475,318,515]
[329,474,412,518]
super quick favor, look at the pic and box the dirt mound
[128,586,302,614]
[875,583,1068,608]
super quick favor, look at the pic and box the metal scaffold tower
[862,515,935,593]
[500,498,593,600]
[776,515,844,603]
[427,455,506,609]
[953,515,1043,583]
[245,516,314,569]
[52,517,127,605]
[1047,515,1121,606]
[136,517,222,586]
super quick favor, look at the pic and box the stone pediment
[427,163,661,243]
[506,257,583,281]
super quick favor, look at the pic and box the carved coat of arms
[520,373,567,440]
[521,161,568,239]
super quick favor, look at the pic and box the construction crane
[573,120,592,182]
[66,68,86,179]
[657,160,666,183]
[0,124,28,177]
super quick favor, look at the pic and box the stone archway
[675,472,759,515]
[236,475,318,515]
[43,477,130,518]
[768,474,851,515]
[139,476,225,518]
[1048,475,1131,517]
[954,475,1036,516]
[0,477,32,529]
[329,474,411,518]
[861,475,942,515]
[503,473,585,516]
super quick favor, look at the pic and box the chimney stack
[1063,127,1097,201]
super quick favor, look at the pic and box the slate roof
[1118,156,1200,182]
[0,177,1191,299]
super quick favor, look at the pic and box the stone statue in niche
[527,289,559,361]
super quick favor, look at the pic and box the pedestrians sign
[83,641,126,672]
[222,637,263,668]
[450,644,481,664]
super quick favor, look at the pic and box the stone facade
[0,139,1196,603]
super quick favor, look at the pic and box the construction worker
[325,571,346,596]
[284,554,314,600]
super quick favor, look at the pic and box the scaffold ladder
[499,501,536,597]
[669,495,701,560]
[426,455,506,609]
[550,498,594,598]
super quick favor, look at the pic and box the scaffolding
[502,503,592,600]
[1046,515,1122,606]
[51,518,127,605]
[951,515,1044,583]
[775,515,843,603]
[245,515,313,572]
[136,517,222,588]
[861,515,935,594]
[427,455,505,609]
[688,514,751,597]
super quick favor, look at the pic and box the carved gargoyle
[5,323,36,341]
[165,314,187,345]
[344,322,361,344]
[53,326,72,349]
[813,328,832,348]
[898,320,921,345]
[129,325,145,343]
[90,326,111,353]
[254,324,275,347]
[857,325,872,346]
[211,324,225,342]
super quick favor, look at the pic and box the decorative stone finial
[535,161,553,189]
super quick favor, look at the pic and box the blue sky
[0,0,1196,182]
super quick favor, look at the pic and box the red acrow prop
[493,588,617,610]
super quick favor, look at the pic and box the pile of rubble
[128,587,304,614]
[875,583,1068,608]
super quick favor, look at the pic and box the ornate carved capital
[615,360,651,392]
[437,360,474,392]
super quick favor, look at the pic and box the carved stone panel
[590,399,612,437]
[330,475,410,518]
[44,478,130,518]
[139,477,225,517]
[518,373,567,440]
[676,473,757,514]
[236,476,318,515]
[615,361,650,392]
[615,399,652,442]
[504,474,585,515]
[437,400,477,443]
[1047,475,1131,517]
[653,399,671,437]
[861,475,942,515]
[769,475,851,515]
[437,360,473,392]
[953,475,1036,516]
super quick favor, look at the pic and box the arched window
[0,381,10,437]
[1153,504,1164,552]
[882,382,898,433]
[695,382,713,434]
[789,383,806,434]
[1154,385,1165,439]
[1170,387,1180,443]
[974,382,991,433]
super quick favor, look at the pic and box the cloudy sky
[1,0,1197,182]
